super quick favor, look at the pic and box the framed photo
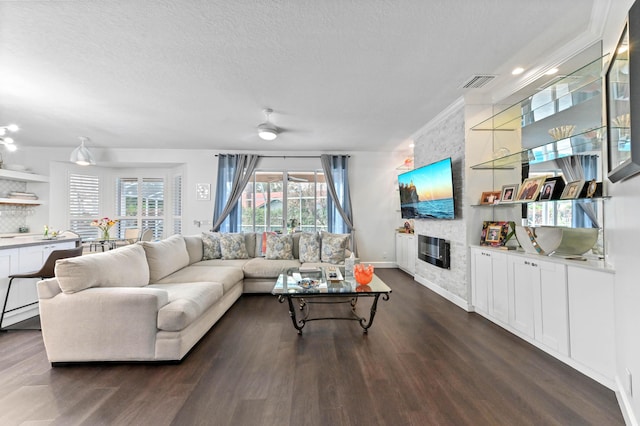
[479,191,501,205]
[560,180,584,199]
[196,183,211,201]
[586,179,598,198]
[499,184,519,203]
[480,221,511,247]
[515,175,548,202]
[539,181,556,200]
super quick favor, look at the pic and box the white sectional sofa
[37,231,350,364]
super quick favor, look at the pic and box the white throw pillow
[141,235,190,282]
[55,244,150,294]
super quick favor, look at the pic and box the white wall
[9,146,404,265]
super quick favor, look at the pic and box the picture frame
[515,175,548,202]
[196,183,211,201]
[560,180,584,200]
[538,181,556,200]
[499,184,519,203]
[586,179,598,198]
[479,191,501,205]
[480,221,511,247]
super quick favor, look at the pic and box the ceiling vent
[461,74,496,89]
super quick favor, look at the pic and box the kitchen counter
[0,234,80,249]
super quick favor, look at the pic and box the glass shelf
[472,55,605,131]
[471,126,605,169]
[471,196,610,207]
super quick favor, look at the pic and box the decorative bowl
[515,226,598,256]
[354,264,374,285]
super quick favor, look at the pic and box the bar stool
[0,246,83,331]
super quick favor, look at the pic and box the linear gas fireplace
[418,235,450,269]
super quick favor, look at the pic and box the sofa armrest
[39,287,170,362]
[37,278,62,299]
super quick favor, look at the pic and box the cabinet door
[509,257,537,338]
[488,251,509,324]
[406,235,416,274]
[395,234,406,270]
[532,259,568,355]
[567,267,615,379]
[471,248,492,314]
[0,249,20,312]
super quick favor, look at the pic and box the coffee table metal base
[277,293,390,335]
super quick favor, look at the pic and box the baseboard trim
[615,375,639,426]
[413,274,472,312]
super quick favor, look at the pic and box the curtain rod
[215,154,350,158]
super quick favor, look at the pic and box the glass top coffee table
[272,266,391,335]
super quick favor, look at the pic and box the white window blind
[173,175,183,235]
[69,173,100,239]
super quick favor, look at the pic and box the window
[116,177,165,240]
[68,173,100,240]
[240,171,327,233]
[173,175,183,235]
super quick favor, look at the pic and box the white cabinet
[471,248,508,323]
[508,256,568,355]
[567,267,615,381]
[1,240,76,326]
[396,233,415,275]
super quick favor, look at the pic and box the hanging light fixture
[0,124,19,152]
[70,136,96,166]
[257,108,279,141]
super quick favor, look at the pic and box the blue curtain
[573,155,598,228]
[212,154,260,232]
[321,154,356,254]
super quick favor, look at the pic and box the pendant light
[257,108,279,141]
[70,136,96,166]
[0,124,19,152]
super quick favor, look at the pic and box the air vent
[461,75,496,89]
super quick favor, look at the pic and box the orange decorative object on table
[354,264,374,285]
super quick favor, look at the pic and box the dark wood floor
[0,269,624,425]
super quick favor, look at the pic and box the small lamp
[70,136,96,166]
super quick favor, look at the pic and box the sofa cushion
[265,233,294,260]
[193,258,253,268]
[219,233,249,260]
[201,232,222,260]
[320,231,350,264]
[244,233,258,258]
[55,244,150,294]
[299,232,321,263]
[154,265,243,293]
[149,282,224,331]
[242,257,301,279]
[184,235,204,264]
[141,235,190,283]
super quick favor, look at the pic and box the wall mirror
[606,2,640,182]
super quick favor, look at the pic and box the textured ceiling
[0,0,600,153]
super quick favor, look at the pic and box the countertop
[0,234,80,249]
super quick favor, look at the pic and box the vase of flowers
[91,217,118,241]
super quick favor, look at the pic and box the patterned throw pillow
[265,233,294,260]
[299,232,320,263]
[320,231,350,264]
[201,232,221,260]
[219,233,249,260]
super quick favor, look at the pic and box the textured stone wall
[412,105,468,301]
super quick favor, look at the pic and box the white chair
[116,228,141,247]
[139,228,154,242]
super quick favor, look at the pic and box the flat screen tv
[398,157,455,220]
